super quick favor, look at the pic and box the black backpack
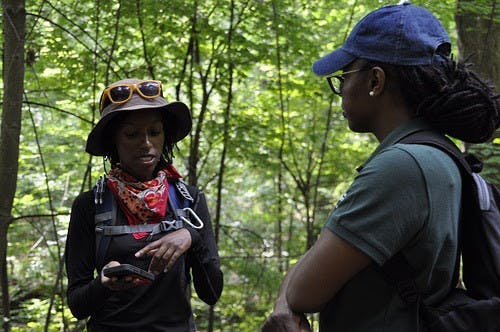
[381,130,500,331]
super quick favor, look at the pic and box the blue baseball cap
[312,2,451,76]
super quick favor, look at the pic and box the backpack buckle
[159,219,184,233]
[146,220,185,241]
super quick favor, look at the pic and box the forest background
[1,0,499,331]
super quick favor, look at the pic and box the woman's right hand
[100,261,143,291]
[135,228,192,275]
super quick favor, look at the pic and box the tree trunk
[208,0,236,330]
[0,1,26,331]
[456,0,499,84]
[271,0,286,271]
[187,0,200,187]
[456,0,499,140]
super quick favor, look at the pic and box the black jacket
[65,181,223,331]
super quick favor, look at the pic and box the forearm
[187,191,223,304]
[285,230,371,313]
[66,192,114,319]
[188,227,223,305]
[67,276,113,319]
[274,264,298,311]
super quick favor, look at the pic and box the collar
[357,119,433,172]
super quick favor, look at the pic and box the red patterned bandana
[106,165,182,239]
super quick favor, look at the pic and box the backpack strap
[472,173,491,211]
[94,176,116,269]
[93,177,203,269]
[382,130,472,302]
[167,179,203,230]
[379,252,421,303]
[96,219,186,236]
[398,130,472,175]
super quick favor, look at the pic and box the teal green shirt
[321,120,461,331]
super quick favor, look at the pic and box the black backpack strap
[380,252,421,303]
[96,219,187,237]
[167,179,203,230]
[398,130,472,175]
[94,176,116,270]
[173,179,195,205]
[382,130,470,302]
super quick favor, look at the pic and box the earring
[369,91,375,97]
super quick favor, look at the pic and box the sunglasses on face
[99,80,163,112]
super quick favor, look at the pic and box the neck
[372,100,414,142]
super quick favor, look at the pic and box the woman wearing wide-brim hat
[65,78,223,331]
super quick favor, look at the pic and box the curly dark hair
[364,58,500,143]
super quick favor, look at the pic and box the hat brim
[85,101,191,156]
[312,48,357,76]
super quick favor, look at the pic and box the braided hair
[392,58,499,143]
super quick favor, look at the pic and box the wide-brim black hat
[86,78,192,156]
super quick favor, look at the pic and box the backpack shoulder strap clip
[175,179,194,203]
[94,175,106,204]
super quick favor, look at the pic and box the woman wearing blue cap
[65,79,223,331]
[263,3,499,332]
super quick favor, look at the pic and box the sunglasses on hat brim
[99,80,163,112]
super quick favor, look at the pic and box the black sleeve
[65,191,114,320]
[185,190,224,305]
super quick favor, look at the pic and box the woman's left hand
[135,228,192,275]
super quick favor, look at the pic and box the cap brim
[312,48,357,76]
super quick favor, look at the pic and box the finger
[262,319,293,332]
[164,250,182,273]
[162,232,191,272]
[107,278,129,291]
[101,261,121,285]
[150,246,175,274]
[148,245,172,273]
[124,276,134,283]
[135,242,159,258]
[104,261,120,268]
